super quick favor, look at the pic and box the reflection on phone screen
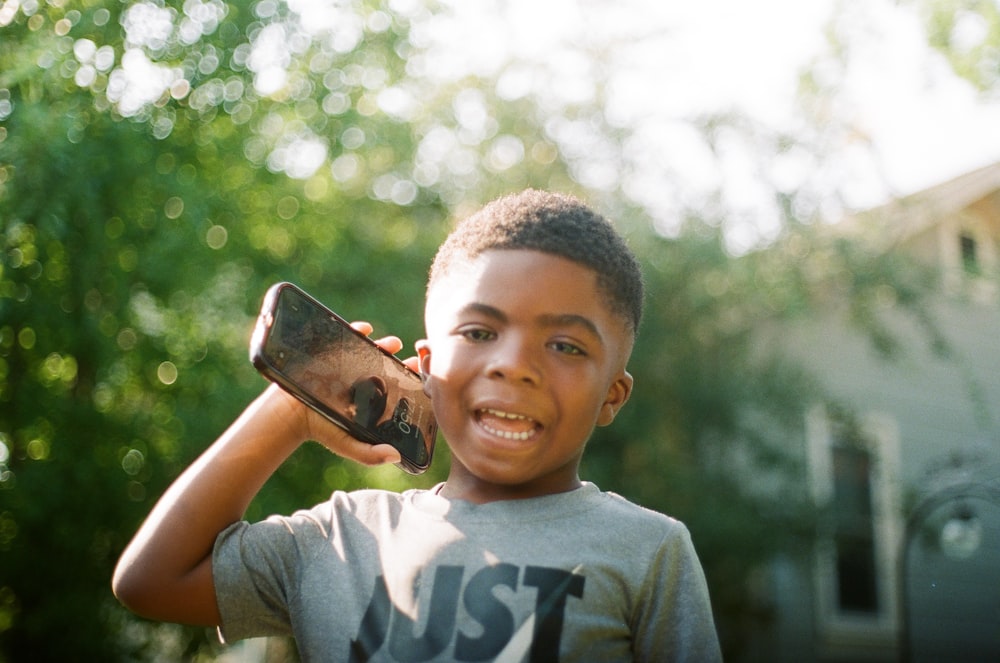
[264,287,430,466]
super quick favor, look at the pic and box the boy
[112,190,722,662]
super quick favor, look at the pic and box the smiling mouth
[476,408,541,441]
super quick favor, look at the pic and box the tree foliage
[910,0,1000,93]
[0,1,943,660]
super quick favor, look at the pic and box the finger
[373,335,403,355]
[369,443,402,466]
[401,356,419,373]
[336,439,401,466]
[350,321,374,336]
[349,321,403,355]
[306,409,402,465]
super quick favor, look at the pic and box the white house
[753,163,1000,662]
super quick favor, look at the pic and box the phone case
[249,282,436,474]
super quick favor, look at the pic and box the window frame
[805,405,902,651]
[939,218,998,303]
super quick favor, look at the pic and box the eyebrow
[460,303,604,343]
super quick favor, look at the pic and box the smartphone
[249,282,436,474]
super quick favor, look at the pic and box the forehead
[426,249,632,343]
[429,248,592,301]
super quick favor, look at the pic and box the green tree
[0,1,945,660]
[0,1,585,658]
[1,2,429,659]
[910,0,1000,92]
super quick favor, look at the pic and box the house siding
[750,165,1000,661]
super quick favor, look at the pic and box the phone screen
[250,282,435,474]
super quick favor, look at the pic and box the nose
[485,335,541,385]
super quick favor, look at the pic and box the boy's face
[418,249,634,503]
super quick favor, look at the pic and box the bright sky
[105,0,1000,214]
[100,0,1000,250]
[426,0,1000,244]
[826,1,1000,197]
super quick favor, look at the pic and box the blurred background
[2,0,999,660]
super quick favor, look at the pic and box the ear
[415,340,432,394]
[597,370,633,427]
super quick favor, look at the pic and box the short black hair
[428,190,644,334]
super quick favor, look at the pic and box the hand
[275,321,409,465]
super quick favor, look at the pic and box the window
[806,406,901,650]
[960,233,979,275]
[832,445,879,614]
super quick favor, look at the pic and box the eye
[550,340,586,356]
[459,327,495,342]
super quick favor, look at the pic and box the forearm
[112,383,304,625]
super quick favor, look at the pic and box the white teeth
[480,424,534,441]
[484,408,529,420]
[479,409,537,441]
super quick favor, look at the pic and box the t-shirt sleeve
[212,517,300,643]
[631,522,723,662]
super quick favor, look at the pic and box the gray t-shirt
[213,482,722,662]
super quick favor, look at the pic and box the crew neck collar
[411,481,601,522]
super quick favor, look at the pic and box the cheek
[423,337,469,377]
[421,347,463,400]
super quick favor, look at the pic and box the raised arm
[111,330,404,626]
